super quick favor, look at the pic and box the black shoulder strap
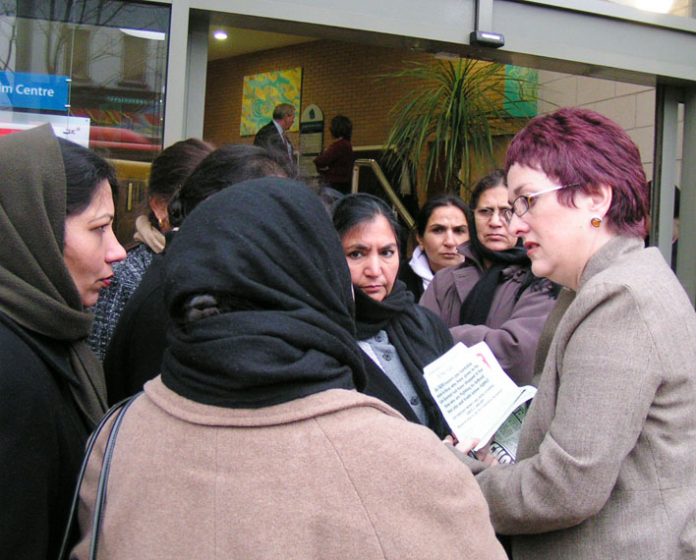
[57,392,142,560]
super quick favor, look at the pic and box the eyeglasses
[502,184,579,223]
[474,207,510,221]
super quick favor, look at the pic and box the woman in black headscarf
[332,193,453,437]
[159,178,365,407]
[0,125,125,559]
[103,144,290,404]
[71,178,506,560]
[421,170,559,385]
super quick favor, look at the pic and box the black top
[103,253,169,406]
[397,259,425,302]
[0,312,88,559]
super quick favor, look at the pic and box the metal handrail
[351,158,416,231]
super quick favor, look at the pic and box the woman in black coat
[0,125,126,558]
[332,193,452,437]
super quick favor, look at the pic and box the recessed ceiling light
[213,30,228,41]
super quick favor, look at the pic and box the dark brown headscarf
[0,125,107,427]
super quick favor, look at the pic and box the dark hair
[330,115,352,141]
[58,138,118,216]
[416,195,469,237]
[332,193,401,245]
[317,185,345,215]
[272,103,295,120]
[505,107,649,237]
[168,144,290,228]
[470,169,506,209]
[148,138,214,228]
[148,138,213,199]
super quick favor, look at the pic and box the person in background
[399,194,469,300]
[88,138,213,359]
[646,181,681,272]
[314,114,355,194]
[333,193,452,437]
[421,170,558,385]
[254,102,296,166]
[103,144,290,404]
[671,185,680,270]
[317,184,345,214]
[71,178,507,560]
[0,126,125,559]
[458,107,696,559]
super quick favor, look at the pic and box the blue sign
[0,71,69,112]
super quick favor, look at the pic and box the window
[0,0,169,162]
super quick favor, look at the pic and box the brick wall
[204,39,434,150]
[205,43,666,185]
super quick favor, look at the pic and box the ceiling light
[213,30,228,41]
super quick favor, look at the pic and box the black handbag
[57,393,141,560]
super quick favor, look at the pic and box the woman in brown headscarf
[0,125,125,559]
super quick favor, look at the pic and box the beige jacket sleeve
[476,282,660,535]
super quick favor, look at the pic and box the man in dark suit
[254,103,296,166]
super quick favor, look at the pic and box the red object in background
[0,124,161,159]
[89,126,160,153]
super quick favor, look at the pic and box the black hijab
[354,280,452,437]
[160,177,367,408]
[458,205,539,326]
[0,125,107,427]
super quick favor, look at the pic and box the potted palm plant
[383,57,535,200]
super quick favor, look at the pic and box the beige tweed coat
[72,380,507,560]
[476,236,696,559]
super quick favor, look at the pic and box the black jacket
[253,121,290,157]
[0,312,89,559]
[104,253,168,405]
[398,259,426,302]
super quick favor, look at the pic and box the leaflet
[424,342,535,458]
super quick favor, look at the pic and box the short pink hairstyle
[505,107,649,237]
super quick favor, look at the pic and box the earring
[590,217,602,228]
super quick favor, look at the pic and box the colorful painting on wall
[504,66,538,118]
[240,67,302,136]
